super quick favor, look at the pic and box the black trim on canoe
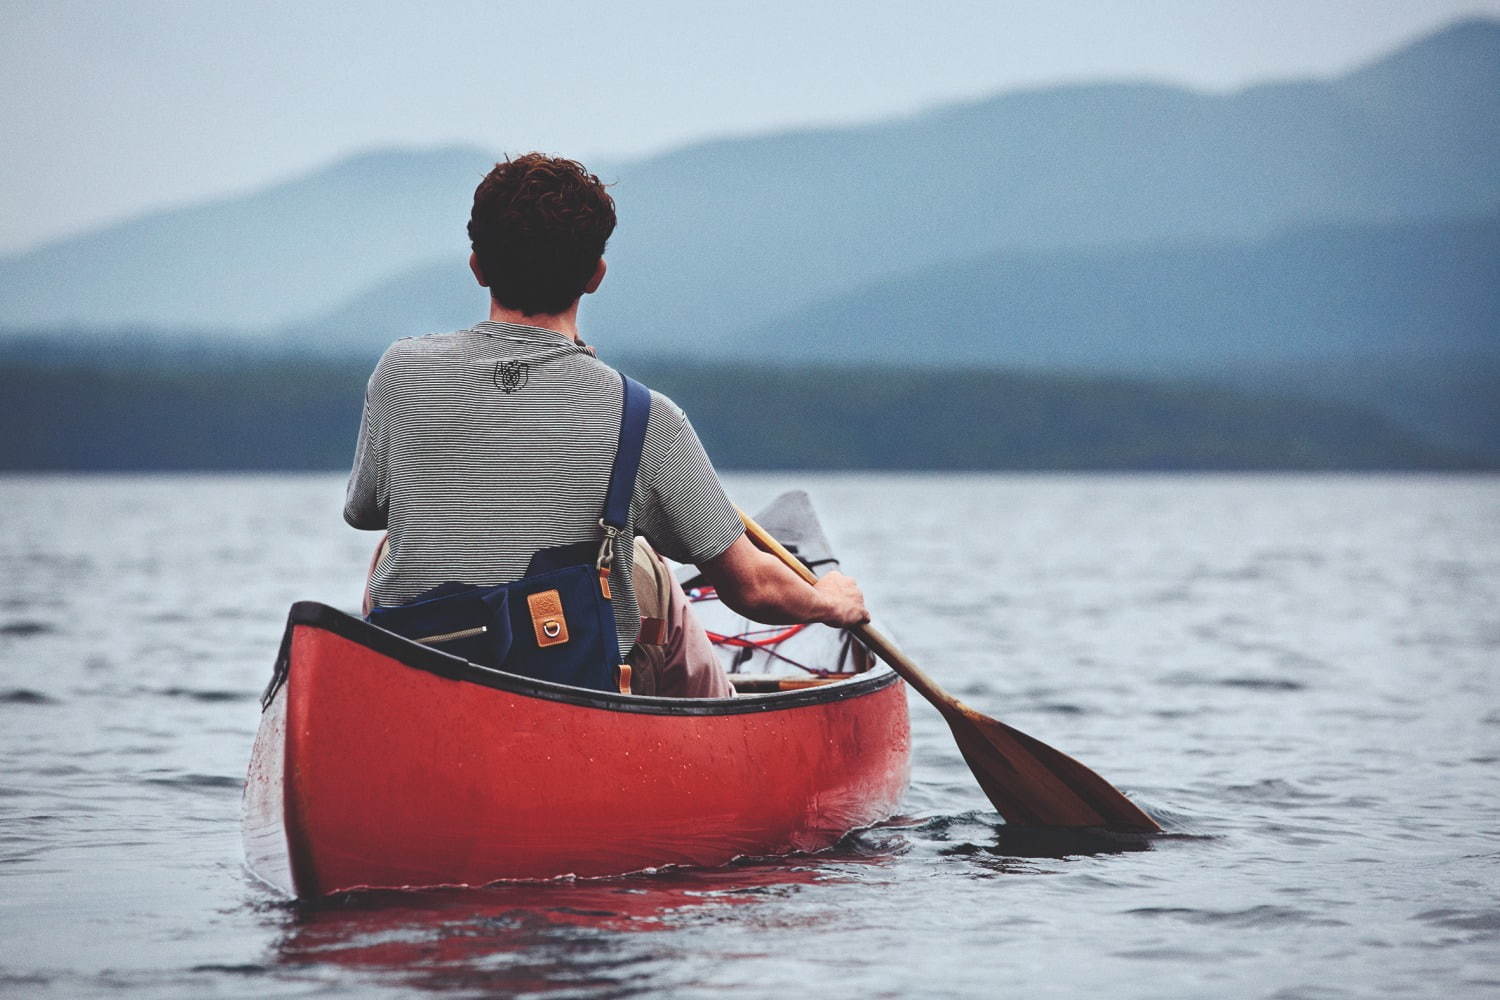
[262,601,899,717]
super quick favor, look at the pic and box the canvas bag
[366,373,650,692]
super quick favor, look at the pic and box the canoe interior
[683,490,878,682]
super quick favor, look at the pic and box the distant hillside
[0,351,1485,472]
[1214,353,1500,464]
[707,210,1497,459]
[0,146,490,329]
[641,364,1483,472]
[729,212,1500,369]
[2,19,1498,353]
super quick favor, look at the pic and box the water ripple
[0,620,56,637]
[141,773,244,792]
[0,688,60,705]
[152,686,258,703]
[1413,909,1500,932]
[1125,905,1348,929]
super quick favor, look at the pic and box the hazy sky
[2,0,1497,254]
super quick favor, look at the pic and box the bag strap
[595,373,650,587]
[603,373,651,530]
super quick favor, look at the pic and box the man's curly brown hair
[468,153,617,316]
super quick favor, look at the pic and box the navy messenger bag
[366,373,650,693]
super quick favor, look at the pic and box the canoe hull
[244,603,910,896]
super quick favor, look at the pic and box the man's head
[467,154,616,317]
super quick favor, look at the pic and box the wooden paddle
[739,509,1161,832]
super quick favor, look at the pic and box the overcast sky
[2,0,1497,254]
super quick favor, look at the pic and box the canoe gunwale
[264,600,898,717]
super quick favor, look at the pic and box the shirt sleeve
[634,408,744,565]
[343,365,389,530]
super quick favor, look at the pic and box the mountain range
[1,18,1496,358]
[3,18,1496,469]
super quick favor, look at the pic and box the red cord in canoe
[243,601,910,896]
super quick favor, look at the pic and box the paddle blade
[945,702,1160,832]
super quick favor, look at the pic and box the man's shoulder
[376,330,469,363]
[367,330,477,386]
[641,384,690,440]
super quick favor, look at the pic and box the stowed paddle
[739,508,1160,832]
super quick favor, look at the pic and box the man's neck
[487,300,581,341]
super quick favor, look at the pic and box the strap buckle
[596,519,621,571]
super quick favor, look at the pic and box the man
[345,153,867,696]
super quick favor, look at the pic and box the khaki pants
[625,538,735,698]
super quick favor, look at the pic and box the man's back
[345,319,742,652]
[341,152,867,692]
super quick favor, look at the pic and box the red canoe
[243,601,910,896]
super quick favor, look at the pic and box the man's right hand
[813,571,869,627]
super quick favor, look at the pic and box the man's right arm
[634,394,868,627]
[697,534,869,628]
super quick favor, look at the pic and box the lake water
[1,473,1497,999]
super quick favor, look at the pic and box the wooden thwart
[730,676,842,693]
[739,508,1161,832]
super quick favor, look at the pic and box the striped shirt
[344,320,744,650]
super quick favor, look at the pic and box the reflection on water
[1,473,1498,999]
[267,823,1172,997]
[276,863,837,996]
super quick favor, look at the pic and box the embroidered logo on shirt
[493,360,530,393]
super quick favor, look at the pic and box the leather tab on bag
[597,567,612,600]
[526,589,570,648]
[638,616,667,645]
[616,663,632,694]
